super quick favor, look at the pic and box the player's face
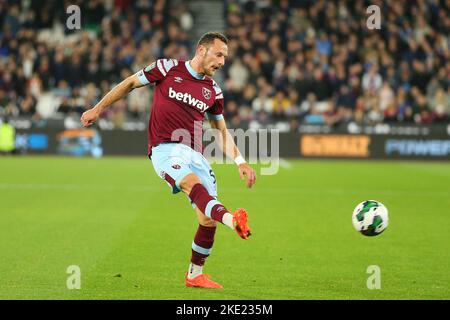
[201,39,228,76]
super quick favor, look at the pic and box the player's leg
[150,143,195,194]
[179,173,235,230]
[180,159,251,240]
[151,145,250,239]
[182,155,250,288]
[185,207,222,288]
[190,209,217,274]
[150,144,249,288]
[190,208,217,278]
[150,144,224,288]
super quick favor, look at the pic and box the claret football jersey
[135,59,224,155]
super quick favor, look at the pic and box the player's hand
[80,108,100,127]
[238,163,256,188]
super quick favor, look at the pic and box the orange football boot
[233,208,251,239]
[185,273,223,289]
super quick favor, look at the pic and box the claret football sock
[188,224,216,279]
[189,183,234,229]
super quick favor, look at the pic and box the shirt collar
[185,61,205,80]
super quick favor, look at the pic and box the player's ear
[197,44,208,57]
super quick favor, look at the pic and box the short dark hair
[197,32,228,48]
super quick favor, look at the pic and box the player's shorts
[150,142,217,197]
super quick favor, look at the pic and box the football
[352,200,389,236]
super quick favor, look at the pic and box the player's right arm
[80,74,145,127]
[81,59,174,127]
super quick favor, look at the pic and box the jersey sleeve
[206,81,224,120]
[135,58,179,85]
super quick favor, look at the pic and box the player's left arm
[209,117,256,188]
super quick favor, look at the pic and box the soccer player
[80,32,256,289]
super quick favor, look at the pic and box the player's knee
[180,173,202,194]
[199,215,218,228]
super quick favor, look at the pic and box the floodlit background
[0,0,449,299]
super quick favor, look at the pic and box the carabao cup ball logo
[202,87,212,100]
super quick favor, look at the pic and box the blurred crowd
[0,0,193,127]
[0,0,449,131]
[222,0,449,130]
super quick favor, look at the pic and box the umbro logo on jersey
[168,87,208,112]
[174,77,183,83]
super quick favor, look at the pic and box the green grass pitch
[0,156,449,300]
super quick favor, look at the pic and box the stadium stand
[0,0,448,132]
[222,0,449,130]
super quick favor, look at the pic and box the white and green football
[352,200,389,236]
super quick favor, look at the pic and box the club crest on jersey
[202,87,212,100]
